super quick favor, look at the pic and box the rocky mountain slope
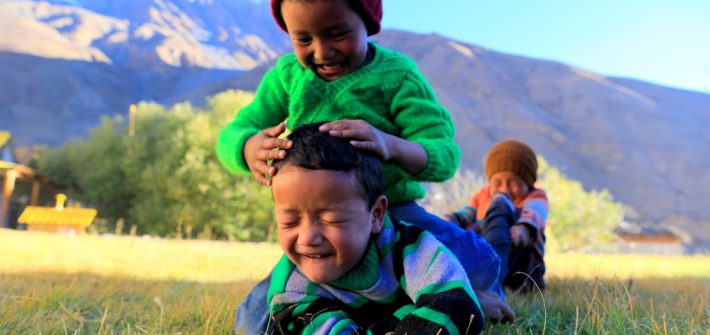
[0,0,288,143]
[1,1,708,248]
[375,32,710,246]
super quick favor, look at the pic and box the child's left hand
[319,119,393,160]
[510,224,531,246]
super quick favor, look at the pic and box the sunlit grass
[546,253,710,279]
[1,229,708,334]
[0,228,281,283]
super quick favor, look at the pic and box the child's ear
[369,195,388,234]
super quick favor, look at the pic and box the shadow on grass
[0,272,259,334]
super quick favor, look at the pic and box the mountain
[373,32,710,248]
[1,1,708,249]
[0,0,289,144]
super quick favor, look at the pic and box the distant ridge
[1,1,708,250]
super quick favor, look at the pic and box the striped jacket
[267,214,484,334]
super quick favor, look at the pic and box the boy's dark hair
[272,123,384,207]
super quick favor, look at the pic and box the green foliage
[423,156,625,252]
[38,90,275,241]
[421,169,486,216]
[537,156,624,252]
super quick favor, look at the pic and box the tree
[536,156,623,252]
[420,169,486,216]
[39,90,277,241]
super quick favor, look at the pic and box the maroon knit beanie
[485,139,538,189]
[271,0,382,36]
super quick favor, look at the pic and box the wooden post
[30,179,40,205]
[1,168,17,228]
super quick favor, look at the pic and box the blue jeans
[235,274,272,335]
[235,202,501,334]
[387,202,500,291]
[478,195,516,293]
[481,194,546,292]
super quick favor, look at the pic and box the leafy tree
[421,169,486,216]
[38,90,276,241]
[537,156,623,252]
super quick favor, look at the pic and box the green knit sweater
[216,43,460,204]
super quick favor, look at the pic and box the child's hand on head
[320,119,393,160]
[244,122,292,186]
[510,224,531,246]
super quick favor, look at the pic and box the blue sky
[381,1,710,93]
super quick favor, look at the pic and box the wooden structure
[615,222,685,254]
[1,131,63,229]
[18,194,97,234]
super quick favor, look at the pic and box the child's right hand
[475,290,515,324]
[243,122,292,186]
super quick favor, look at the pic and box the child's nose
[298,221,323,246]
[313,41,335,61]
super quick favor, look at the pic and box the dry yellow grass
[546,253,710,280]
[0,228,281,283]
[1,228,708,334]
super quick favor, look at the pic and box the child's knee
[482,194,517,243]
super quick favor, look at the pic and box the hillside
[0,0,288,144]
[0,1,708,249]
[374,31,710,247]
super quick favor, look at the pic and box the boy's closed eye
[277,220,298,229]
[319,212,352,225]
[293,36,312,45]
[275,212,299,227]
[319,218,347,225]
[276,214,351,227]
[328,30,350,40]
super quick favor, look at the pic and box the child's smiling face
[488,171,530,204]
[280,0,369,81]
[272,163,385,284]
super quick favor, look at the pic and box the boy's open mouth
[317,62,343,70]
[303,253,332,260]
[312,61,347,77]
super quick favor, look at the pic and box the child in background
[268,123,484,334]
[448,140,548,292]
[220,0,502,332]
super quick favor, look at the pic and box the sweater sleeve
[389,68,460,182]
[396,229,484,334]
[469,186,492,222]
[516,188,549,236]
[215,65,289,174]
[271,296,364,335]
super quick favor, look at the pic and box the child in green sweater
[220,0,502,332]
[267,123,484,334]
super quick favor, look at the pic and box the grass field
[1,229,708,334]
